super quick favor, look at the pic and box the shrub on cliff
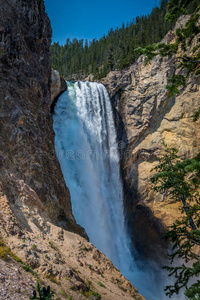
[151,142,200,298]
[30,281,54,300]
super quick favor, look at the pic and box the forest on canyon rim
[50,0,199,79]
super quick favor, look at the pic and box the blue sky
[44,0,158,45]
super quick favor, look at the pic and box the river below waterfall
[53,81,186,300]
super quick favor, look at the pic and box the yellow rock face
[103,15,200,257]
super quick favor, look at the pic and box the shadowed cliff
[0,0,86,238]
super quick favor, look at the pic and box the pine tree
[151,142,200,298]
[50,0,199,80]
[30,281,54,299]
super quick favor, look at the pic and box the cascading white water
[53,81,186,300]
[53,81,131,267]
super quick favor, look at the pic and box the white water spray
[53,81,186,300]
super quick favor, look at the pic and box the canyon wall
[102,15,200,257]
[0,0,86,238]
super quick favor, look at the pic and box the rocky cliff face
[0,0,86,237]
[102,16,200,257]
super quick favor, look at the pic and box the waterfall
[53,81,130,265]
[53,81,185,300]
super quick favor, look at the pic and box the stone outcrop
[0,0,86,238]
[102,16,200,257]
[51,69,67,113]
[0,195,144,300]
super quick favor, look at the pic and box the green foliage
[151,142,200,298]
[23,263,31,272]
[192,43,200,53]
[65,276,71,282]
[165,0,191,23]
[60,288,68,298]
[195,68,200,75]
[193,108,200,122]
[185,280,200,299]
[78,279,101,299]
[135,40,179,65]
[135,43,161,64]
[82,246,88,251]
[51,0,173,79]
[0,238,22,263]
[0,237,37,277]
[166,75,186,96]
[97,281,106,288]
[51,0,199,80]
[32,244,38,250]
[30,280,54,300]
[23,264,38,277]
[91,291,101,299]
[45,254,49,260]
[164,0,198,23]
[49,241,59,253]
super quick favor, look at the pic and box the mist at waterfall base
[53,81,186,300]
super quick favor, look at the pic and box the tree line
[50,0,199,80]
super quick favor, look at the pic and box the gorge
[0,0,199,299]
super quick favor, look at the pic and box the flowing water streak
[53,81,185,300]
[53,81,131,267]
